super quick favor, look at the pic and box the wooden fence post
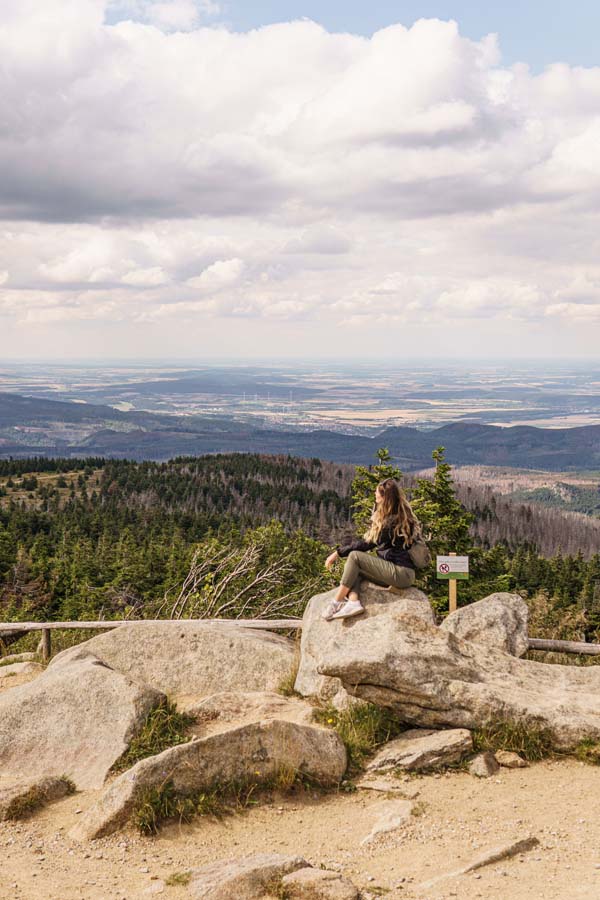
[448,551,457,613]
[41,628,51,663]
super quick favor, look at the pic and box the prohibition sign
[439,563,450,574]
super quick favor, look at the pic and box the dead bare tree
[157,539,323,620]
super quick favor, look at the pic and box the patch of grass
[312,702,405,773]
[277,639,301,697]
[165,871,193,887]
[5,776,75,820]
[133,782,223,835]
[411,800,427,817]
[574,738,600,765]
[112,699,195,773]
[472,718,554,762]
[132,766,317,835]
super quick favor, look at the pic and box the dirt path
[2,758,600,900]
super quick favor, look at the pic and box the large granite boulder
[318,610,600,749]
[295,581,434,706]
[0,655,163,789]
[71,693,347,840]
[441,592,529,657]
[50,621,296,701]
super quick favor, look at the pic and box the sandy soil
[2,758,600,900]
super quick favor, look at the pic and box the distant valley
[1,390,600,472]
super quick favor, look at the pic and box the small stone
[469,752,500,778]
[495,750,528,769]
[361,799,414,845]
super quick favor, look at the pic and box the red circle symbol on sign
[439,563,450,574]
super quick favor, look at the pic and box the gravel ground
[2,758,600,900]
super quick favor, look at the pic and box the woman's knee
[394,567,416,589]
[348,550,360,563]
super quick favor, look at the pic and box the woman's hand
[325,550,339,571]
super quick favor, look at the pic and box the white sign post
[436,553,469,613]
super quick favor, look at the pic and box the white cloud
[284,226,352,255]
[187,258,245,290]
[121,266,169,286]
[0,6,599,356]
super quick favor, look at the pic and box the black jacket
[337,523,415,570]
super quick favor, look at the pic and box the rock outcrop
[318,610,600,749]
[441,592,529,657]
[0,655,163,789]
[295,581,434,706]
[188,690,316,727]
[366,727,472,773]
[188,854,308,899]
[50,621,296,701]
[71,695,347,840]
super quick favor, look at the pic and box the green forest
[0,450,599,646]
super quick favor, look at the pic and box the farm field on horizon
[2,360,600,434]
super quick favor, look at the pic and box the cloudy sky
[1,0,600,361]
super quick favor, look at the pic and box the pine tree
[410,447,473,556]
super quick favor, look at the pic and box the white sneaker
[322,599,345,620]
[331,599,365,619]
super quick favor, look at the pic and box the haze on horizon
[1,0,600,362]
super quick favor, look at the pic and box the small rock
[361,800,414,845]
[366,728,472,773]
[0,776,74,822]
[469,752,500,778]
[495,750,528,769]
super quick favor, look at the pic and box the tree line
[0,450,598,640]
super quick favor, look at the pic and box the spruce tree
[410,447,473,556]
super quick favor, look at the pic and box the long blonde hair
[364,478,420,545]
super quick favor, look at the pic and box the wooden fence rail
[2,620,600,664]
[0,618,304,662]
[527,637,600,657]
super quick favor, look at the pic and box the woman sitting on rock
[323,478,421,620]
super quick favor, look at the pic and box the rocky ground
[2,757,600,900]
[4,588,600,900]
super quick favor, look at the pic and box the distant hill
[1,391,600,471]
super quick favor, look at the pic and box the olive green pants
[340,550,416,591]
